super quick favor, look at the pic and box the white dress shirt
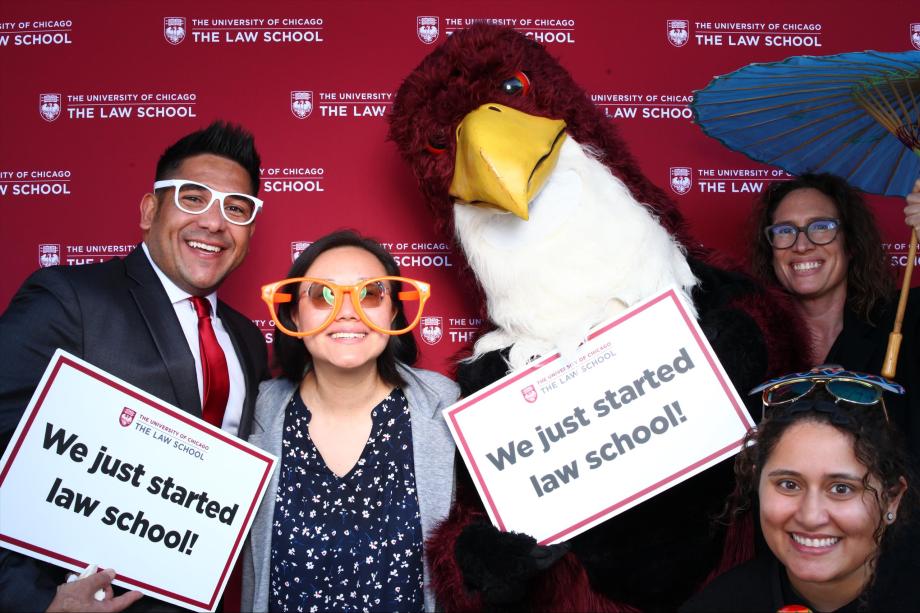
[141,243,245,436]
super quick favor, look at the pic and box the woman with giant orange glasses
[240,230,458,613]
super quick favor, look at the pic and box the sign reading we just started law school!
[0,350,277,612]
[444,287,754,545]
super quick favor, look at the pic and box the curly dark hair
[726,391,915,566]
[272,230,419,386]
[749,173,894,322]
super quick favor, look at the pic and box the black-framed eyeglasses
[153,179,263,226]
[764,218,840,249]
[749,365,903,422]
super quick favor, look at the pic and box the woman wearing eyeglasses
[681,368,918,612]
[240,230,458,613]
[749,174,919,459]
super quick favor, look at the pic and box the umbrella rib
[697,85,852,104]
[880,145,909,194]
[702,95,854,123]
[835,132,885,185]
[706,99,857,134]
[766,113,866,163]
[742,107,863,146]
[854,84,902,134]
[807,123,875,170]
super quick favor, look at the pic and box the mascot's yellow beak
[448,104,567,220]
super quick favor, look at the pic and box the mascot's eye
[501,72,531,96]
[425,135,448,156]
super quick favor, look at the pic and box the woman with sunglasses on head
[750,174,920,458]
[681,367,918,612]
[240,230,458,613]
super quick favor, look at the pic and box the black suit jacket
[0,246,268,611]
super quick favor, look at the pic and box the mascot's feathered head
[389,24,689,247]
[389,25,699,366]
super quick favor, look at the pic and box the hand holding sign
[47,568,142,613]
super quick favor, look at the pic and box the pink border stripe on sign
[445,289,752,543]
[0,355,275,610]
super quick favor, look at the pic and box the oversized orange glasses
[261,276,431,337]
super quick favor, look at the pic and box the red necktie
[190,296,230,428]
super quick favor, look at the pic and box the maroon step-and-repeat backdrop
[2,0,918,375]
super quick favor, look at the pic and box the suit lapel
[125,248,202,417]
[219,303,256,439]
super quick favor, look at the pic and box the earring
[886,511,895,523]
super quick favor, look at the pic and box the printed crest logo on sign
[911,24,920,51]
[521,385,538,404]
[291,91,313,119]
[39,93,62,122]
[420,316,443,345]
[164,17,186,45]
[417,16,439,44]
[119,407,137,428]
[291,241,312,262]
[39,244,61,268]
[669,167,692,195]
[667,20,689,47]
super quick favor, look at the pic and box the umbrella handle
[882,227,918,379]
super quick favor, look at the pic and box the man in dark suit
[0,121,269,612]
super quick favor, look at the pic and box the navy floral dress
[269,388,424,613]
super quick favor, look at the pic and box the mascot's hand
[455,520,569,604]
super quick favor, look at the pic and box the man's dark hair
[273,230,420,387]
[749,173,894,322]
[155,121,261,195]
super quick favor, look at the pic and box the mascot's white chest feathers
[453,137,698,369]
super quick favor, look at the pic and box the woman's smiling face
[770,188,848,303]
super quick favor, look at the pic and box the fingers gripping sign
[46,568,142,613]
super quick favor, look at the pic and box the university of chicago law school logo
[667,19,689,48]
[417,16,439,44]
[669,167,692,195]
[521,385,538,403]
[291,241,312,262]
[911,24,920,51]
[119,407,136,427]
[420,316,443,345]
[39,244,60,267]
[39,93,62,122]
[164,17,186,45]
[291,91,313,119]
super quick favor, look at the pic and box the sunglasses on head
[749,366,903,421]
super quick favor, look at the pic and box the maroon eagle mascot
[388,25,802,612]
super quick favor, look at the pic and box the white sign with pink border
[0,350,277,612]
[443,287,753,545]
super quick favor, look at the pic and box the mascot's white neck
[453,137,698,369]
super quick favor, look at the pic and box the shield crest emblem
[669,167,692,195]
[38,244,61,267]
[911,24,920,51]
[291,241,312,262]
[417,16,439,44]
[521,385,538,403]
[39,93,62,122]
[420,316,443,345]
[164,17,186,45]
[291,91,313,119]
[667,20,689,48]
[119,407,136,427]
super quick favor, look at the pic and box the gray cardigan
[240,364,459,612]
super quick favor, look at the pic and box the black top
[826,288,920,463]
[681,553,861,613]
